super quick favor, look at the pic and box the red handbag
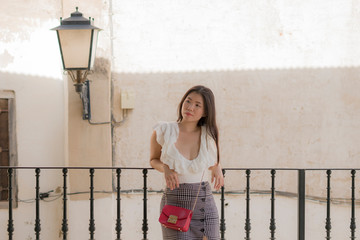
[159,204,193,232]
[159,171,204,232]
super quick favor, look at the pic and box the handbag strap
[164,170,205,212]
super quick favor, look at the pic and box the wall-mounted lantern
[52,7,101,120]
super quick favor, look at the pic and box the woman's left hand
[210,163,224,191]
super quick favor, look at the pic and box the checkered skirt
[160,181,220,239]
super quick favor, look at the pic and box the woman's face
[181,92,205,123]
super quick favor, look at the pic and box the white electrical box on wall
[121,90,135,109]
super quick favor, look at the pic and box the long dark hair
[177,85,220,163]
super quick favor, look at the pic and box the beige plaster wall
[0,1,65,239]
[110,0,360,196]
[62,1,113,197]
[1,0,360,239]
[112,68,360,193]
[108,1,360,238]
[111,0,360,72]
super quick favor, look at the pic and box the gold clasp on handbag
[167,215,178,224]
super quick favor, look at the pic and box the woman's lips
[185,112,193,116]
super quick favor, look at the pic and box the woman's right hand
[163,164,179,190]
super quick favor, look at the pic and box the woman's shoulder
[153,121,178,144]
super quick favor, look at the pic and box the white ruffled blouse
[153,121,217,183]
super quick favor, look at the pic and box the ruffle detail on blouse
[161,145,208,174]
[154,122,217,175]
[153,121,176,146]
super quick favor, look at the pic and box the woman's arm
[150,131,164,172]
[150,131,179,190]
[209,163,224,191]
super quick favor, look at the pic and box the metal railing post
[115,168,122,240]
[34,168,41,240]
[350,170,356,240]
[269,169,276,240]
[245,169,251,240]
[220,169,226,240]
[62,168,68,239]
[7,168,14,239]
[298,169,305,240]
[142,169,148,240]
[325,170,332,239]
[89,168,95,240]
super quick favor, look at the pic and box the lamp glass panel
[58,29,92,69]
[89,29,100,69]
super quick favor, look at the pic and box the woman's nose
[187,104,194,110]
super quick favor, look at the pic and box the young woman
[150,85,224,240]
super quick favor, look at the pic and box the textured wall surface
[111,1,360,194]
[1,0,360,239]
[0,1,65,239]
[111,0,360,72]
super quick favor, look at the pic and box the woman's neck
[178,121,199,133]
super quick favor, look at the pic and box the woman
[150,85,224,240]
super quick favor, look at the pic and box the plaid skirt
[160,181,220,240]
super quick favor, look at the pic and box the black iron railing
[0,167,359,240]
